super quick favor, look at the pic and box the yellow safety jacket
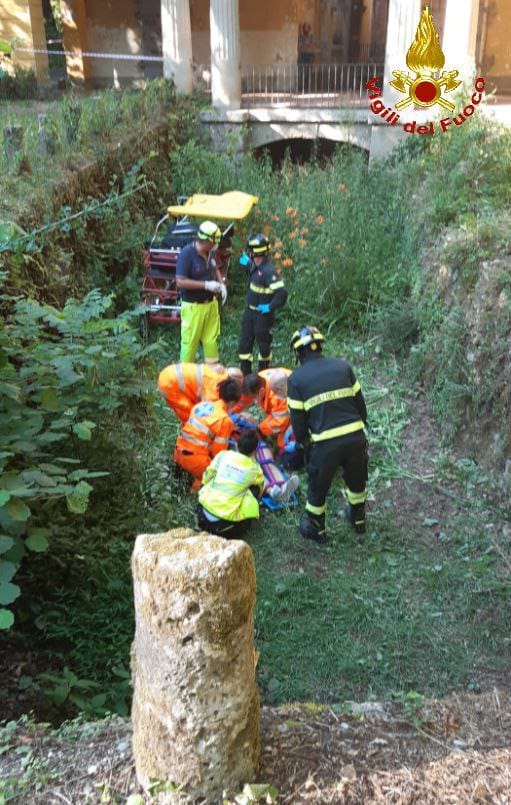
[199,451,264,522]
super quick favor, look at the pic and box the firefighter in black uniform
[238,233,288,376]
[287,326,369,544]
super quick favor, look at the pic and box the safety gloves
[204,280,228,305]
[257,303,271,314]
[204,280,223,293]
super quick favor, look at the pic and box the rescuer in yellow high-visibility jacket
[197,430,264,538]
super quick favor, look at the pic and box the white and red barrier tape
[14,46,164,62]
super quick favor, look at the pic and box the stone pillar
[60,0,91,83]
[370,0,421,164]
[210,0,241,109]
[131,528,260,801]
[28,0,49,84]
[442,0,480,74]
[2,0,49,84]
[383,0,421,89]
[161,0,193,92]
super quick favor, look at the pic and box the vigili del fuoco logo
[366,6,485,135]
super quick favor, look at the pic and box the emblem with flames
[390,6,461,112]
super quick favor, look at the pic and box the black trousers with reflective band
[197,505,255,539]
[239,307,274,373]
[306,432,368,510]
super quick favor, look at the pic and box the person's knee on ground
[197,504,253,539]
[173,447,209,488]
[279,447,305,471]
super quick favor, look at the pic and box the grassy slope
[30,298,510,715]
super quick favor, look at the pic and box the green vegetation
[0,79,182,222]
[0,289,157,631]
[1,84,510,719]
[0,66,38,101]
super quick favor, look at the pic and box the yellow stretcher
[168,191,259,221]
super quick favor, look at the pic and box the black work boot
[344,503,366,534]
[299,511,329,545]
[258,359,271,371]
[240,360,252,376]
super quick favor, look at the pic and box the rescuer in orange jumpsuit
[158,362,243,424]
[173,377,242,489]
[234,368,291,450]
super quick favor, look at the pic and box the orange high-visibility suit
[158,363,228,424]
[235,368,291,449]
[173,398,234,484]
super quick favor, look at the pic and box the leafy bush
[0,287,156,629]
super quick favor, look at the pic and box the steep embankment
[420,216,511,477]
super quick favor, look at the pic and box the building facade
[1,0,509,102]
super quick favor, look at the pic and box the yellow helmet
[198,220,221,243]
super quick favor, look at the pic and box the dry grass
[1,691,510,803]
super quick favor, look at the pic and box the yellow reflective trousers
[180,299,220,362]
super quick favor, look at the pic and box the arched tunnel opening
[252,137,368,167]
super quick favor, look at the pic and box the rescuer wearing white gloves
[176,220,228,363]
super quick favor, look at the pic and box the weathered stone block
[131,528,260,802]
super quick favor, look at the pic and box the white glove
[219,282,228,305]
[204,280,222,294]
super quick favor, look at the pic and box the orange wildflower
[315,215,325,225]
[288,231,297,240]
[338,183,347,192]
[285,207,297,218]
[274,241,283,249]
[300,227,309,235]
[298,239,307,247]
[263,224,272,234]
[281,258,293,267]
[274,252,282,259]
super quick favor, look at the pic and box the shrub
[0,66,38,100]
[0,287,156,630]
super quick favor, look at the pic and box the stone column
[369,0,420,163]
[5,0,49,84]
[131,528,260,802]
[442,0,480,74]
[210,0,241,109]
[28,0,50,84]
[60,0,91,83]
[383,0,421,89]
[161,0,193,93]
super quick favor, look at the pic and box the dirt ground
[1,691,510,803]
